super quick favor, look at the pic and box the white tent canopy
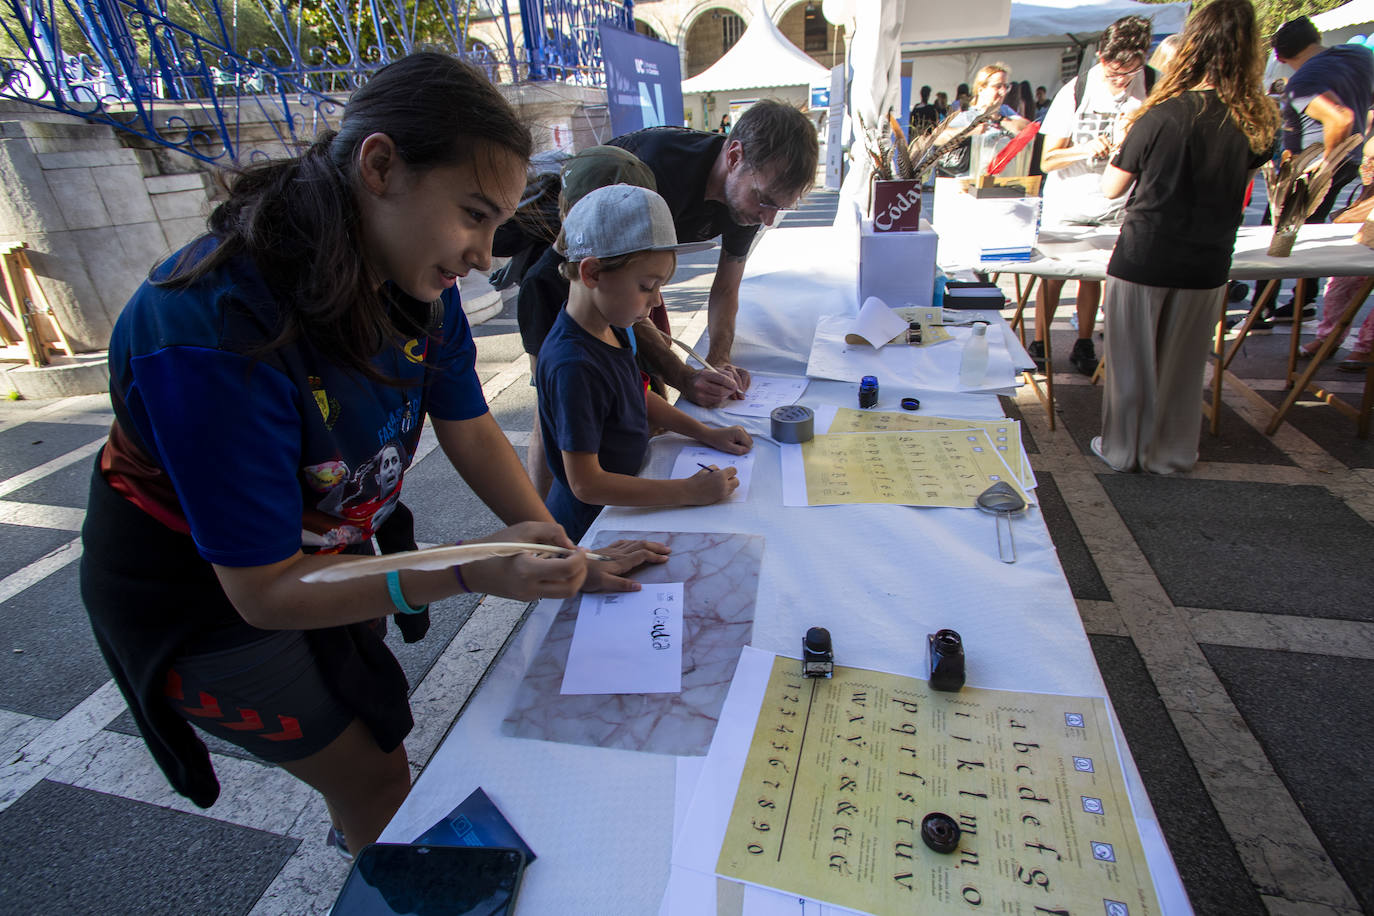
[680,0,831,93]
[903,0,1190,54]
[1312,0,1374,32]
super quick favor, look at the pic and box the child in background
[538,184,753,540]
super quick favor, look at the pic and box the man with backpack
[1029,14,1154,376]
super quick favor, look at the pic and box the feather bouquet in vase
[1263,136,1362,256]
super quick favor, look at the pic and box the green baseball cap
[559,146,657,216]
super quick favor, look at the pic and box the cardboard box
[857,217,938,309]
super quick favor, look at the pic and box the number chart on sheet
[793,430,1030,508]
[716,656,1161,916]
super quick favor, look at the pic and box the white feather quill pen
[300,542,608,584]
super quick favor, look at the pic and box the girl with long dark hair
[80,53,665,854]
[1093,0,1279,472]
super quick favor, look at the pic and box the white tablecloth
[380,225,1192,915]
[981,222,1374,283]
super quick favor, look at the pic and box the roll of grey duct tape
[771,405,815,443]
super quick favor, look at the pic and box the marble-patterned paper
[501,531,764,756]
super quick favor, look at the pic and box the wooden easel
[0,243,74,367]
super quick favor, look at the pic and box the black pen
[697,462,714,472]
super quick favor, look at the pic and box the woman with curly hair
[1092,0,1279,473]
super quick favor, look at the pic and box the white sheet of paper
[720,374,810,418]
[845,295,909,349]
[807,314,1020,393]
[560,584,684,695]
[670,446,756,502]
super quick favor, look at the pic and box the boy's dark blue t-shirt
[1285,44,1374,159]
[103,237,488,566]
[536,308,649,541]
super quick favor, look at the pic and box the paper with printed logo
[561,584,684,695]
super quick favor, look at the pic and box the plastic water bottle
[959,322,989,387]
[932,270,948,309]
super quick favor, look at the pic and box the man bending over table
[513,102,818,495]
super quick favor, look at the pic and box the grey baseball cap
[556,184,716,261]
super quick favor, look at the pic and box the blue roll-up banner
[598,22,685,135]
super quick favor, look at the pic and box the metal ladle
[976,481,1026,564]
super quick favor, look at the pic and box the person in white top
[1030,15,1154,376]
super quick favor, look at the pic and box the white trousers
[1100,278,1225,474]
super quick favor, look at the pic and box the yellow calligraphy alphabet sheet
[792,430,1031,508]
[825,407,1032,490]
[716,656,1161,916]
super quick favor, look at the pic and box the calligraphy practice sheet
[670,446,757,502]
[560,584,683,695]
[720,374,810,419]
[712,653,1161,916]
[821,407,1034,490]
[780,430,1032,508]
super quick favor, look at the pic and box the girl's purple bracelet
[452,540,471,594]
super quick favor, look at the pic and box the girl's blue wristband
[385,569,428,615]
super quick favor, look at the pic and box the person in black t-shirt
[607,102,819,408]
[1092,0,1278,474]
[909,85,939,136]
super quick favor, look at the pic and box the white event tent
[679,0,831,131]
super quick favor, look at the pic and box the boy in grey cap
[536,185,752,541]
[520,146,659,497]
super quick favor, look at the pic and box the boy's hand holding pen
[685,463,739,505]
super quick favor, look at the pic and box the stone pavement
[0,190,1370,915]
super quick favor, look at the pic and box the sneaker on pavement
[1069,338,1099,376]
[327,825,354,862]
[1026,339,1046,368]
[1269,300,1317,323]
[1090,436,1111,466]
[1337,351,1373,372]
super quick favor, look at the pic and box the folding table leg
[1283,278,1308,387]
[1359,365,1373,439]
[1265,277,1374,435]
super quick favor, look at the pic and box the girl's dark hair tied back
[161,53,532,384]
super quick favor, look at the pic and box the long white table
[981,223,1374,437]
[379,224,1192,914]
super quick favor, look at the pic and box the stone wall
[0,84,607,368]
[0,118,212,353]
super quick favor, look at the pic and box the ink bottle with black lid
[858,375,879,408]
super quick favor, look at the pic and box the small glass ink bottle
[858,375,879,409]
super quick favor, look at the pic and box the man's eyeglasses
[1100,59,1144,83]
[751,177,797,213]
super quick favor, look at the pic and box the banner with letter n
[599,22,685,136]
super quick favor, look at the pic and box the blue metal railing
[1,0,630,165]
